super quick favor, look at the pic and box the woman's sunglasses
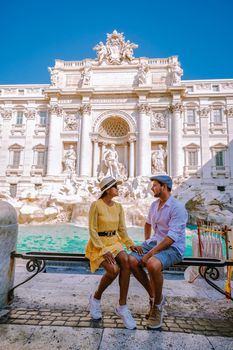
[111,184,118,189]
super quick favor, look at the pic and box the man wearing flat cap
[129,175,188,329]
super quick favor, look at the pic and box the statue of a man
[81,66,91,86]
[122,40,138,61]
[138,63,148,85]
[103,144,121,178]
[170,62,183,85]
[93,41,108,63]
[64,145,76,173]
[48,67,59,86]
[152,144,167,174]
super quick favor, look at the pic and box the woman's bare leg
[129,255,154,298]
[115,251,131,305]
[94,261,119,300]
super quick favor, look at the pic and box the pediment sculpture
[93,30,138,65]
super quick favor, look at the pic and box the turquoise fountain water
[17,224,196,256]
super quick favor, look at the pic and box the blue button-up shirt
[146,196,188,256]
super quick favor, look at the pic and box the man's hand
[130,245,144,255]
[103,251,116,264]
[139,252,153,267]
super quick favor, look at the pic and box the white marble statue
[60,174,76,196]
[103,144,121,178]
[64,145,76,173]
[137,63,148,85]
[152,144,167,174]
[93,41,108,64]
[48,67,59,86]
[170,62,183,85]
[80,66,91,86]
[122,40,138,61]
[93,30,138,65]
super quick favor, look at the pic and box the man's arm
[148,236,174,256]
[144,222,151,240]
[140,236,174,266]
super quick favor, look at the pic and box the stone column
[75,142,79,175]
[170,103,184,178]
[0,110,12,177]
[136,103,151,176]
[124,144,128,165]
[225,107,233,177]
[92,137,99,177]
[129,137,135,178]
[79,104,92,177]
[198,107,211,178]
[23,109,36,176]
[46,105,63,176]
[0,201,18,307]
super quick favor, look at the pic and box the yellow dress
[85,199,134,272]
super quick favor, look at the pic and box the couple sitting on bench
[11,175,233,322]
[85,174,188,330]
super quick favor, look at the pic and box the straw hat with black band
[99,176,122,197]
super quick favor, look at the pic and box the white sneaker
[89,295,102,320]
[115,305,136,330]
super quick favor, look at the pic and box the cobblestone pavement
[1,307,233,337]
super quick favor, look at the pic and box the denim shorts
[130,240,182,270]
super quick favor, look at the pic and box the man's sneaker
[115,305,136,330]
[147,304,164,329]
[145,295,165,319]
[89,295,102,320]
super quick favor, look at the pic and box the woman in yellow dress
[85,176,142,329]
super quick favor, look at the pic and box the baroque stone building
[0,30,233,197]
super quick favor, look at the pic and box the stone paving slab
[0,324,102,350]
[1,307,233,337]
[0,325,233,350]
[99,329,233,350]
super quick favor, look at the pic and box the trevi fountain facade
[0,30,233,226]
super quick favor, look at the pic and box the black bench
[8,251,233,303]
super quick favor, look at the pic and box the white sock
[118,304,127,311]
[92,296,101,304]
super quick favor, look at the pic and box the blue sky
[1,0,233,84]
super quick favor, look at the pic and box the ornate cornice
[129,136,136,143]
[225,107,233,117]
[25,109,36,120]
[79,103,91,115]
[198,107,210,117]
[137,103,152,115]
[90,133,99,142]
[1,109,12,120]
[50,104,63,116]
[169,103,184,113]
